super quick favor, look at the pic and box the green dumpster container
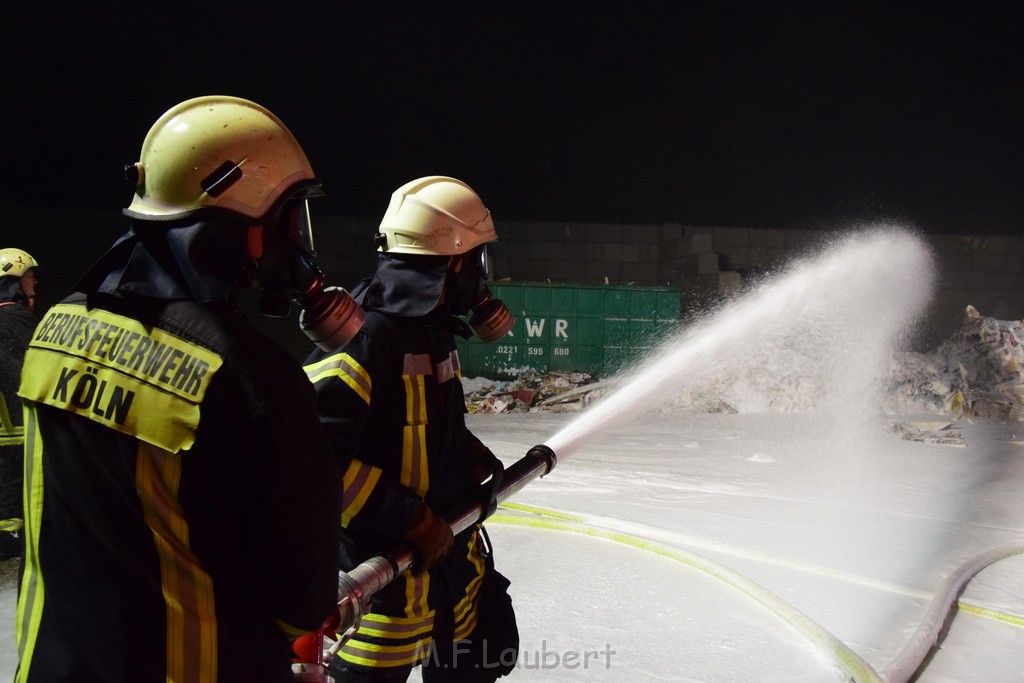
[457,282,680,379]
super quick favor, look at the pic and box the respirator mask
[447,245,514,343]
[252,197,364,351]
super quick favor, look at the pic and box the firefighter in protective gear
[373,176,514,343]
[0,248,40,561]
[304,176,518,682]
[15,96,344,682]
[0,248,39,312]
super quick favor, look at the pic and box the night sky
[2,2,1021,234]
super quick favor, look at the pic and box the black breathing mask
[446,245,514,343]
[253,198,365,350]
[252,198,317,317]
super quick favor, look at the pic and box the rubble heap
[463,371,601,414]
[463,306,1024,426]
[886,305,1024,421]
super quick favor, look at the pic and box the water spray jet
[293,227,939,679]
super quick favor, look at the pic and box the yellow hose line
[509,503,932,599]
[956,601,1024,628]
[498,501,1024,630]
[498,501,586,522]
[880,540,1024,682]
[489,507,883,683]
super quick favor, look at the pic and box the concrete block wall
[7,201,1022,353]
[495,221,660,285]
[925,234,1024,346]
[310,214,380,285]
[480,220,1024,350]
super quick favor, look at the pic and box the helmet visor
[473,244,492,281]
[286,198,316,255]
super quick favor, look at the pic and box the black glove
[464,436,504,519]
[465,435,501,485]
[402,502,454,573]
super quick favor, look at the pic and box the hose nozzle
[526,444,557,475]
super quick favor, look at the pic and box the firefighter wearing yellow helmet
[302,176,518,682]
[14,97,346,681]
[0,248,39,312]
[0,247,40,562]
[374,175,514,342]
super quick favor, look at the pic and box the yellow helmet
[0,248,38,278]
[124,95,320,223]
[375,176,496,255]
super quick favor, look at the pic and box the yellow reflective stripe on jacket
[339,638,433,668]
[402,570,429,619]
[136,442,217,682]
[401,354,430,498]
[15,405,44,681]
[304,352,371,405]
[275,618,309,642]
[349,611,435,639]
[451,349,462,380]
[340,460,382,527]
[337,532,486,670]
[0,394,23,446]
[452,530,486,641]
[0,393,15,429]
[0,434,22,447]
[18,304,223,454]
[339,612,435,668]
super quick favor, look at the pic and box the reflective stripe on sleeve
[0,395,23,446]
[340,460,382,527]
[304,352,371,405]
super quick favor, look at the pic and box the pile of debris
[886,305,1024,421]
[462,306,1024,429]
[883,418,966,447]
[463,371,601,414]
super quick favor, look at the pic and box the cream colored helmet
[124,95,320,222]
[375,176,496,255]
[0,248,38,278]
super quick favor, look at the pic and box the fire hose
[291,444,557,681]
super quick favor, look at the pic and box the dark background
[2,1,1022,235]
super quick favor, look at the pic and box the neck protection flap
[352,254,450,318]
[0,277,20,303]
[75,219,247,304]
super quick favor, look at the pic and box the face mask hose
[256,240,365,350]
